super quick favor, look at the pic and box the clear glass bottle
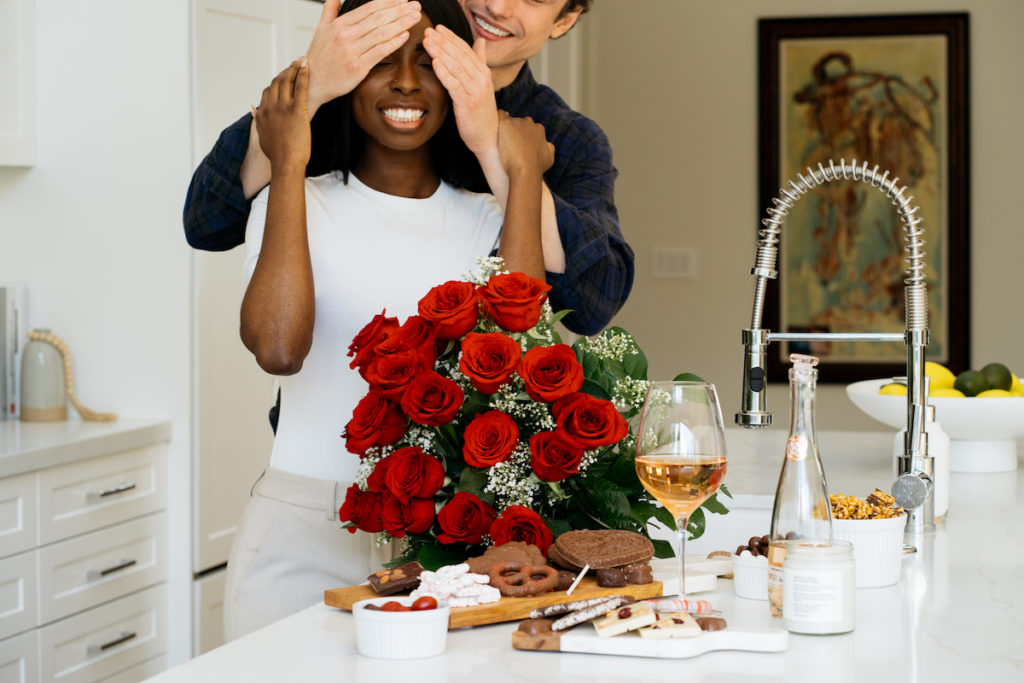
[768,353,833,618]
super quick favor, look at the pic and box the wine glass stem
[677,515,688,596]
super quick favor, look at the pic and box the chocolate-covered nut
[748,536,763,549]
[517,618,554,634]
[760,534,770,546]
[555,570,577,591]
[624,562,653,585]
[735,545,747,556]
[748,544,761,557]
[696,616,727,632]
[596,567,628,587]
[367,561,423,595]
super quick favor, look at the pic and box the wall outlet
[651,245,696,280]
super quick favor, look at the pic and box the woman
[225,0,551,640]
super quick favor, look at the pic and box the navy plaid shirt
[183,64,633,335]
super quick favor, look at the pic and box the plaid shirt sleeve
[543,116,634,336]
[182,113,254,251]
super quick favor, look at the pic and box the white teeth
[475,15,511,37]
[382,108,425,123]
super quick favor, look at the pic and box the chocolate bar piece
[593,602,657,638]
[638,612,702,639]
[367,561,423,595]
[596,567,627,587]
[624,561,653,585]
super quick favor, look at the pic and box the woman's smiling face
[352,15,450,153]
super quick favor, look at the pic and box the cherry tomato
[380,601,410,612]
[410,596,438,611]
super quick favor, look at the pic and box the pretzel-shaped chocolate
[488,563,559,597]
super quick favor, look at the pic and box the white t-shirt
[244,172,502,482]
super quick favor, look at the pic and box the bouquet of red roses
[339,259,728,569]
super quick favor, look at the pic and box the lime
[976,389,1012,397]
[953,370,988,397]
[930,387,965,398]
[924,361,956,390]
[879,382,907,396]
[980,362,1012,391]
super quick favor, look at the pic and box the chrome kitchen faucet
[736,159,935,535]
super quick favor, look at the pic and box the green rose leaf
[652,539,675,559]
[417,544,468,571]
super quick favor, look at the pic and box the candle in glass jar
[782,539,855,635]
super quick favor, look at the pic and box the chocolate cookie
[466,542,547,576]
[549,530,654,570]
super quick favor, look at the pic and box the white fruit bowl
[846,378,1023,472]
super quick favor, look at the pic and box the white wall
[583,0,1024,433]
[0,0,194,665]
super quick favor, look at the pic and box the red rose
[343,390,407,456]
[478,272,552,332]
[363,350,426,399]
[462,410,519,467]
[338,484,384,534]
[555,393,629,449]
[459,332,522,394]
[365,456,390,493]
[383,446,445,503]
[374,315,437,369]
[490,506,554,556]
[551,392,588,421]
[418,281,480,340]
[348,310,399,371]
[516,344,584,402]
[399,370,464,426]
[529,431,585,482]
[381,493,435,537]
[436,492,497,545]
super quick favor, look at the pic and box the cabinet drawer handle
[88,631,137,654]
[97,482,136,498]
[89,558,137,579]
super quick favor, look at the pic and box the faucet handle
[892,471,933,510]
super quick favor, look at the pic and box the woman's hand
[254,59,312,173]
[497,111,554,179]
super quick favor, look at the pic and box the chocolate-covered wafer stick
[529,594,627,619]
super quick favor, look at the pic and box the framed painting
[758,14,970,382]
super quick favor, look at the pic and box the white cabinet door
[0,0,35,166]
[0,630,39,683]
[0,471,37,559]
[191,0,321,575]
[192,568,226,655]
[0,551,37,641]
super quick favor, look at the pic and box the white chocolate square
[638,612,702,639]
[593,601,657,638]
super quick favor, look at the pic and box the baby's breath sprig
[461,256,509,285]
[612,377,650,412]
[577,328,639,363]
[354,449,385,490]
[485,443,539,509]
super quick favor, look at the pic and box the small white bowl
[731,552,769,600]
[846,379,1023,472]
[352,596,450,659]
[832,515,906,588]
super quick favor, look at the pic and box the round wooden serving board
[324,578,663,629]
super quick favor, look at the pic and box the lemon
[976,389,1012,397]
[1012,373,1021,391]
[930,387,965,398]
[954,370,988,397]
[980,362,1013,391]
[879,382,907,396]
[1011,385,1024,397]
[924,361,956,390]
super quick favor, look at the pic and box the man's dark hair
[306,0,486,191]
[559,0,593,19]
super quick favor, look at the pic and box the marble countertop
[0,417,172,477]
[146,430,1024,682]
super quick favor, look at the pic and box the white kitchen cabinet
[0,0,36,166]
[0,419,171,683]
[191,570,225,656]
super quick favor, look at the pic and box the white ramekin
[832,514,906,588]
[352,596,450,659]
[731,552,769,600]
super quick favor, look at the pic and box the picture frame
[758,13,970,383]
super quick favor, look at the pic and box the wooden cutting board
[324,578,662,630]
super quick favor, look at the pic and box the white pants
[223,468,391,641]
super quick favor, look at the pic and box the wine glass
[635,381,728,596]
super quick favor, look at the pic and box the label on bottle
[785,435,807,462]
[768,543,785,617]
[783,569,844,623]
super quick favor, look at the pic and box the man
[185,0,631,336]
